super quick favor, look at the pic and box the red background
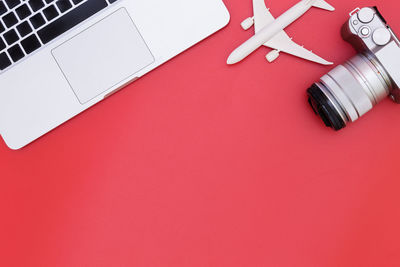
[1,0,400,266]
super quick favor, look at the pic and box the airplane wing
[252,0,333,65]
[263,31,333,65]
[253,0,275,33]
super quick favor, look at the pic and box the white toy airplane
[227,0,335,65]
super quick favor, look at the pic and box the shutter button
[360,26,371,37]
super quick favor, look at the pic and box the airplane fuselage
[227,0,318,64]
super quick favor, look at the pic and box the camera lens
[307,84,346,130]
[307,53,391,130]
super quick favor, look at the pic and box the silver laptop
[0,0,230,149]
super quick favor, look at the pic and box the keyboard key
[72,0,84,4]
[8,44,24,62]
[21,34,41,54]
[3,12,19,28]
[15,4,32,20]
[0,21,5,33]
[30,13,46,29]
[38,0,108,44]
[5,0,21,9]
[28,0,45,12]
[4,29,19,45]
[0,52,12,70]
[0,38,6,51]
[56,0,72,13]
[0,2,8,16]
[43,5,59,21]
[16,21,33,37]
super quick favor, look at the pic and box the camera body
[344,7,400,100]
[308,7,400,130]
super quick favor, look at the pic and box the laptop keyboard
[0,0,119,72]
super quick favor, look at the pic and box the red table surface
[1,0,400,266]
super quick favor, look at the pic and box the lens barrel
[307,53,391,130]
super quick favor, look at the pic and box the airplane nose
[227,55,237,65]
[227,51,241,65]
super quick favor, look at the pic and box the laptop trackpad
[52,8,155,104]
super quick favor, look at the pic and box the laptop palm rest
[52,8,155,104]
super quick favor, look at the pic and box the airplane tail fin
[312,0,335,11]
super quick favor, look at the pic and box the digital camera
[308,7,400,130]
